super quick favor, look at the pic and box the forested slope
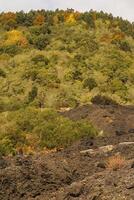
[0,9,134,155]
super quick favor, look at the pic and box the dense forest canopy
[0,9,134,155]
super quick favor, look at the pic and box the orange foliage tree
[33,14,45,26]
[0,12,17,29]
[0,12,16,22]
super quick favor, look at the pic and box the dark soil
[0,104,134,200]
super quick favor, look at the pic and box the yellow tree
[4,30,28,47]
[65,13,76,24]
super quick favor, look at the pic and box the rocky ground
[0,104,134,200]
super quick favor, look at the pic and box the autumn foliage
[33,14,45,26]
[4,30,28,47]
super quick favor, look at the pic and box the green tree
[28,86,38,102]
[83,78,97,90]
[34,34,49,50]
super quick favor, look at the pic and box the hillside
[0,9,134,200]
[0,9,134,155]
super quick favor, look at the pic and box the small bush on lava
[106,155,126,171]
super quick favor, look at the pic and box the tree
[4,30,28,47]
[31,54,49,65]
[83,78,97,90]
[81,12,95,28]
[33,14,45,26]
[0,12,17,30]
[16,11,26,25]
[34,34,49,50]
[28,86,38,102]
[65,13,76,24]
[119,41,131,52]
[91,95,118,105]
[0,69,6,78]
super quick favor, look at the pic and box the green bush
[91,95,118,106]
[0,99,23,112]
[22,69,38,81]
[0,138,14,156]
[34,34,49,50]
[31,54,49,66]
[0,68,6,78]
[0,45,20,56]
[83,78,97,90]
[28,86,38,102]
[0,108,97,155]
[119,41,131,52]
[35,118,96,148]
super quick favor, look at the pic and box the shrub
[91,95,118,106]
[30,24,51,35]
[71,68,82,80]
[0,44,20,56]
[22,69,38,81]
[112,40,131,52]
[0,138,14,156]
[0,108,97,155]
[0,69,6,78]
[34,34,49,50]
[34,116,97,149]
[0,122,26,156]
[119,41,131,52]
[0,98,23,112]
[106,155,126,171]
[83,78,97,90]
[28,86,38,102]
[31,54,49,65]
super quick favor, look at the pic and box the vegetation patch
[0,108,97,156]
[0,9,134,155]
